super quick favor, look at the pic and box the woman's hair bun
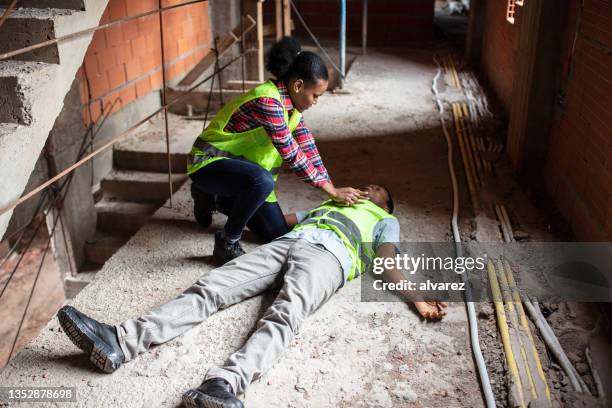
[266,36,302,80]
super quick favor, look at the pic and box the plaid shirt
[224,81,330,187]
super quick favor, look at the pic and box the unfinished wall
[291,0,434,46]
[544,0,612,241]
[78,0,212,125]
[479,1,522,112]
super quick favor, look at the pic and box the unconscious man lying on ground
[56,184,447,408]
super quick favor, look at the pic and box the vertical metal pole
[362,0,368,55]
[240,0,246,91]
[158,0,174,208]
[339,0,346,88]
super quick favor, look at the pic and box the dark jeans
[190,159,289,242]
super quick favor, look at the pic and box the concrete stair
[100,170,188,203]
[0,0,110,240]
[95,199,158,235]
[84,231,128,265]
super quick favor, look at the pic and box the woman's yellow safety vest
[187,80,302,203]
[292,200,396,281]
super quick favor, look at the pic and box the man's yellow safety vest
[187,80,302,203]
[292,200,396,280]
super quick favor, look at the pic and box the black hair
[381,185,395,214]
[266,36,328,85]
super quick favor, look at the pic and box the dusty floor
[0,48,486,407]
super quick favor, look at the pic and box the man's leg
[116,239,295,361]
[203,239,344,395]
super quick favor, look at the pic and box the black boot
[182,378,244,408]
[191,184,215,229]
[213,231,245,264]
[57,305,124,373]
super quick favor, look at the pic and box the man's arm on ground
[376,243,447,320]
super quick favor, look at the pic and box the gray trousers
[116,238,343,395]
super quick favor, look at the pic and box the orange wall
[77,0,211,124]
[544,0,612,240]
[479,1,611,240]
[480,0,522,113]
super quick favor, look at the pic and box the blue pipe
[339,0,346,87]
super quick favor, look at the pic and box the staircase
[79,113,199,273]
[0,0,108,240]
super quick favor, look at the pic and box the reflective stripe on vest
[187,80,301,203]
[293,200,395,280]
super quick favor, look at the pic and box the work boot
[213,231,245,265]
[182,378,243,408]
[191,184,215,229]
[57,305,124,373]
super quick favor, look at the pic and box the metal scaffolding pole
[339,0,346,88]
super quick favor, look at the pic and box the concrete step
[0,60,55,125]
[84,231,129,265]
[100,170,188,203]
[64,270,96,299]
[113,148,190,173]
[0,0,85,10]
[0,8,78,64]
[113,112,202,172]
[95,198,158,234]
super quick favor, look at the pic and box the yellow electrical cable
[457,102,481,188]
[504,260,552,404]
[452,103,478,208]
[497,260,538,401]
[488,260,526,408]
[462,103,485,181]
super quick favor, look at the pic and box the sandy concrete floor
[0,48,484,407]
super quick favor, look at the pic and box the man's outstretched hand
[414,301,448,320]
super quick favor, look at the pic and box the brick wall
[480,0,522,112]
[544,0,612,241]
[291,0,434,46]
[77,0,211,124]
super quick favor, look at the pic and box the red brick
[137,15,156,35]
[126,0,157,17]
[105,25,124,47]
[84,54,100,76]
[135,76,152,97]
[88,29,107,53]
[78,78,89,103]
[124,59,142,80]
[115,43,133,64]
[131,35,148,58]
[109,0,127,21]
[89,73,110,99]
[122,21,139,41]
[107,64,126,90]
[149,70,163,89]
[139,53,158,72]
[119,84,137,106]
[96,47,118,72]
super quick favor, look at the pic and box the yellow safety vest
[293,200,396,280]
[187,80,302,203]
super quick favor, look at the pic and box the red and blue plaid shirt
[224,81,330,188]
